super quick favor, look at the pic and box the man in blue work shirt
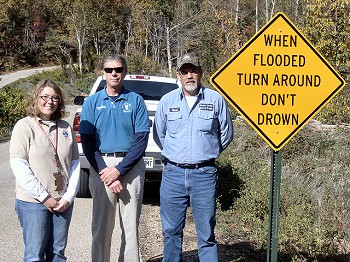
[153,53,234,262]
[79,54,150,262]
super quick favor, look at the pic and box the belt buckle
[182,163,197,169]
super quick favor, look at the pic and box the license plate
[143,157,154,168]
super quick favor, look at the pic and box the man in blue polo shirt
[153,53,233,262]
[79,54,149,262]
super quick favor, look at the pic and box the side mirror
[74,96,86,105]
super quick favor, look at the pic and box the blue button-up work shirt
[153,86,233,164]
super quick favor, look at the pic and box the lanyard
[35,117,59,168]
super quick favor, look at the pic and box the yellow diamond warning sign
[210,12,346,151]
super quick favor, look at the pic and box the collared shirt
[79,87,150,152]
[153,86,233,164]
[79,86,150,175]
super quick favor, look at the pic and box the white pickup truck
[73,75,179,197]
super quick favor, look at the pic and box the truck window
[95,79,178,100]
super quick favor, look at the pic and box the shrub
[221,120,350,260]
[217,119,272,247]
[0,86,28,138]
[280,125,350,259]
[315,84,350,124]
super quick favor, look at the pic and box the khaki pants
[89,157,145,262]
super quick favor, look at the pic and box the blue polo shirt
[79,87,149,175]
[80,87,149,153]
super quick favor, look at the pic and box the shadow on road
[145,242,266,262]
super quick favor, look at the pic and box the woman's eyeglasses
[40,95,60,102]
[104,67,124,73]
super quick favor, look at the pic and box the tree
[86,0,126,64]
[302,0,350,69]
[66,1,87,76]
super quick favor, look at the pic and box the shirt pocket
[167,112,182,134]
[197,111,217,132]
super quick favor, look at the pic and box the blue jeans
[160,163,218,262]
[15,199,73,262]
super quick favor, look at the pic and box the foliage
[314,85,350,125]
[1,0,348,123]
[0,68,101,139]
[299,0,350,125]
[0,86,28,138]
[126,50,165,76]
[217,120,350,260]
[6,68,100,100]
[217,120,271,247]
[301,0,350,69]
[0,0,347,77]
[280,125,350,259]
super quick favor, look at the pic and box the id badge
[53,172,64,191]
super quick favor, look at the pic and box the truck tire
[76,168,91,198]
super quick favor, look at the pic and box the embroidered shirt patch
[122,102,132,113]
[169,107,180,112]
[199,103,214,111]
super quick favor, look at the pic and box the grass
[216,120,350,261]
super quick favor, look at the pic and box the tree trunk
[166,26,172,77]
[256,0,259,33]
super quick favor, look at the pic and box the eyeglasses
[104,67,124,73]
[179,68,200,76]
[40,95,60,102]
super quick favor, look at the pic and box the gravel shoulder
[139,183,265,262]
[139,187,202,262]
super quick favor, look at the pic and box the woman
[9,79,80,261]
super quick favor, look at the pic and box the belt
[101,152,127,157]
[163,158,215,169]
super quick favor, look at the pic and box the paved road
[0,66,58,88]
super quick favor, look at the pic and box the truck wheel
[76,168,91,198]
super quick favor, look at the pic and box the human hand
[100,166,121,186]
[42,196,59,213]
[108,177,123,193]
[53,198,70,213]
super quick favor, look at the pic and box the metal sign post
[267,150,282,261]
